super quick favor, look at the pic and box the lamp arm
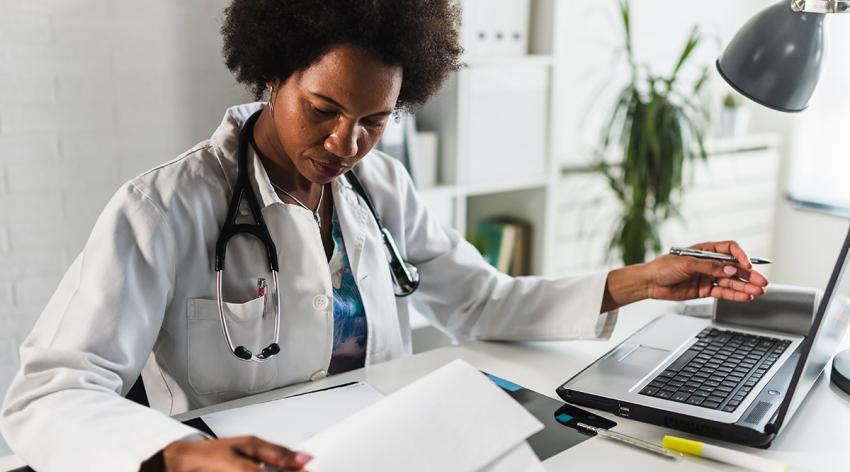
[792,0,850,13]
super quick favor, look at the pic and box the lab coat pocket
[186,297,277,396]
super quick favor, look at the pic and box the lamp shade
[717,1,826,112]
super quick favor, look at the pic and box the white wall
[0,0,250,454]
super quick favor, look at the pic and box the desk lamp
[717,0,850,395]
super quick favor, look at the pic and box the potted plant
[716,90,750,138]
[593,0,710,265]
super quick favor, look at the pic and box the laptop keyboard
[638,328,791,412]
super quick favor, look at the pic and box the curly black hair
[221,0,463,111]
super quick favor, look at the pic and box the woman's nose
[324,122,359,158]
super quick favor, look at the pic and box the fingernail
[295,452,313,463]
[723,265,737,275]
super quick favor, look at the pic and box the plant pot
[716,107,750,138]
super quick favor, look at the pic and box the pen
[669,247,772,265]
[576,423,681,461]
[663,435,786,472]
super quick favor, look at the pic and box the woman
[0,1,767,471]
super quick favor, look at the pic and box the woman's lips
[310,159,347,178]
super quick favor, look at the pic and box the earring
[267,86,274,113]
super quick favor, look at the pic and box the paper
[201,382,384,446]
[297,359,544,472]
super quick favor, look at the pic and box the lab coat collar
[212,102,355,210]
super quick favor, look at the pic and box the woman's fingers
[685,257,767,299]
[685,258,734,279]
[742,268,768,287]
[232,436,312,471]
[716,276,765,296]
[691,240,753,269]
[710,284,755,302]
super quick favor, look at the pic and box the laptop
[557,224,850,447]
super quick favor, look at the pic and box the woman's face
[268,44,403,184]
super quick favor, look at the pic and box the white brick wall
[0,1,250,452]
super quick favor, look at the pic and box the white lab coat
[1,103,618,472]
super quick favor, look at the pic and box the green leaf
[693,65,710,94]
[668,26,701,88]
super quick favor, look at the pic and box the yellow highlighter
[662,436,786,472]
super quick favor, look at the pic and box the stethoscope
[215,110,420,362]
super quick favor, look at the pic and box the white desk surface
[2,300,849,471]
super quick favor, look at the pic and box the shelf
[461,54,555,67]
[556,133,781,174]
[463,178,549,196]
[704,133,780,155]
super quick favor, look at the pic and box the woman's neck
[252,107,314,194]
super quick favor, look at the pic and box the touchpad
[617,345,670,369]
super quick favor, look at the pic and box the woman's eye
[312,106,336,117]
[362,119,385,128]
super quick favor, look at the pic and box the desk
[2,300,849,471]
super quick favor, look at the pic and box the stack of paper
[202,382,385,446]
[297,360,544,471]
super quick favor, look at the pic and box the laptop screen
[767,222,850,433]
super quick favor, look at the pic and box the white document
[201,382,384,446]
[297,359,544,472]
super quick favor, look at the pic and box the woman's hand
[602,240,768,312]
[645,241,768,302]
[142,435,313,472]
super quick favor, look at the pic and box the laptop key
[671,392,691,402]
[702,401,721,409]
[667,349,700,371]
[686,395,706,406]
[722,405,737,412]
[640,386,659,396]
[707,395,725,403]
[655,390,673,399]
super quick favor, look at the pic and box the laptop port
[618,405,630,417]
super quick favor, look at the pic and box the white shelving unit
[416,0,560,276]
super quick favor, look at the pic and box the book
[473,216,532,276]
